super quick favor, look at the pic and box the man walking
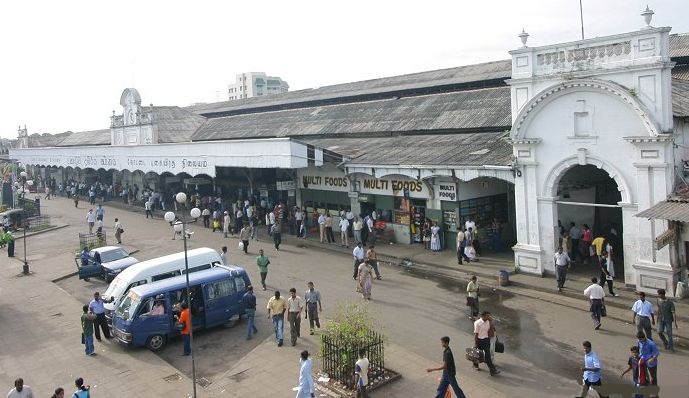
[366,245,382,280]
[466,276,479,320]
[95,204,104,221]
[426,336,467,398]
[287,288,305,346]
[243,285,258,340]
[145,199,153,219]
[256,249,270,290]
[636,331,660,389]
[267,290,286,347]
[584,277,605,330]
[89,292,112,341]
[456,227,470,265]
[656,288,677,351]
[81,305,97,356]
[325,213,335,243]
[473,311,500,376]
[271,221,282,250]
[355,348,370,398]
[318,212,326,243]
[632,292,655,339]
[219,246,228,265]
[554,246,571,292]
[576,341,608,398]
[177,302,191,355]
[239,223,251,254]
[6,378,34,398]
[85,209,95,234]
[569,222,581,261]
[353,243,365,280]
[339,216,350,247]
[223,211,231,237]
[305,281,322,335]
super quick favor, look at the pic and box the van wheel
[146,334,165,351]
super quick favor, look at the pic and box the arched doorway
[555,164,623,271]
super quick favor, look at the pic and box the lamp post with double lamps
[164,192,201,398]
[17,171,33,200]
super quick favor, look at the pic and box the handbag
[465,347,484,363]
[117,228,124,234]
[494,338,505,353]
[600,305,607,317]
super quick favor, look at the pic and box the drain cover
[197,377,212,388]
[163,373,182,382]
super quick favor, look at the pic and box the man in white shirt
[346,210,355,238]
[219,246,228,265]
[7,378,34,398]
[287,288,305,346]
[554,247,571,292]
[339,217,350,247]
[353,243,365,280]
[631,292,655,339]
[465,218,476,233]
[473,312,499,375]
[85,209,96,233]
[317,212,326,243]
[366,216,376,245]
[355,348,370,397]
[223,211,231,238]
[584,277,606,330]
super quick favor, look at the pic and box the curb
[13,223,69,239]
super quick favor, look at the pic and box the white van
[103,247,222,320]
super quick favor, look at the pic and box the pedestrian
[95,204,104,221]
[366,245,382,280]
[490,218,502,252]
[305,281,322,335]
[114,218,123,244]
[554,246,571,292]
[89,292,113,341]
[636,331,660,390]
[243,285,258,340]
[353,217,363,244]
[176,302,191,355]
[466,275,479,320]
[473,311,500,375]
[6,378,34,398]
[582,224,593,263]
[73,194,80,208]
[267,290,286,347]
[656,288,677,352]
[72,378,90,398]
[287,288,305,346]
[339,216,350,247]
[620,346,643,398]
[239,223,251,254]
[50,387,64,398]
[426,336,467,398]
[584,277,605,330]
[569,222,581,261]
[354,348,370,398]
[44,185,51,200]
[145,199,153,218]
[219,246,228,265]
[352,242,365,280]
[357,260,373,300]
[202,207,211,228]
[325,213,335,243]
[223,211,231,237]
[295,350,315,398]
[271,221,282,250]
[631,292,655,339]
[318,212,326,243]
[430,222,441,251]
[256,249,270,290]
[456,227,470,265]
[80,247,90,267]
[488,313,498,363]
[577,341,606,398]
[598,251,617,296]
[81,304,97,356]
[86,209,95,233]
[366,214,376,245]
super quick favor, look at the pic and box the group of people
[81,206,124,244]
[264,282,324,347]
[317,209,379,248]
[7,377,91,398]
[352,243,382,300]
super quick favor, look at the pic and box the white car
[76,246,139,283]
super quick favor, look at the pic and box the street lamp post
[22,216,29,275]
[164,192,201,398]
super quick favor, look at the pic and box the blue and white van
[112,265,251,351]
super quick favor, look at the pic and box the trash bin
[498,270,510,287]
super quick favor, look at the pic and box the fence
[78,232,108,249]
[17,197,41,217]
[320,329,385,390]
[26,215,51,231]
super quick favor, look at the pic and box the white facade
[508,24,680,295]
[228,72,289,100]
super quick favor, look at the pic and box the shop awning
[635,199,689,222]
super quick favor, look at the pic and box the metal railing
[320,329,385,390]
[78,232,108,249]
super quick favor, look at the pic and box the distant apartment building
[228,72,289,100]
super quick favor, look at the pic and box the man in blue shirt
[636,331,660,387]
[576,341,608,398]
[427,336,467,398]
[243,285,258,340]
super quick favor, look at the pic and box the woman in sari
[358,260,373,300]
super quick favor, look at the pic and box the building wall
[228,72,289,100]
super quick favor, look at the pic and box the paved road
[5,196,689,397]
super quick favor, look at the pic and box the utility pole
[579,0,585,40]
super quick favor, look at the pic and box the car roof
[93,246,126,253]
[130,265,247,297]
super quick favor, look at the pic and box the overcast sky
[1,0,687,139]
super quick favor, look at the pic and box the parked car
[76,246,139,283]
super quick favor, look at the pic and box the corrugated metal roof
[150,106,207,143]
[300,132,512,167]
[186,60,512,116]
[673,78,689,117]
[670,33,689,58]
[56,129,110,147]
[192,87,511,141]
[635,199,689,222]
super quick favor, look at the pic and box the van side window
[152,270,181,282]
[205,279,235,301]
[127,280,147,292]
[234,276,246,292]
[182,263,211,274]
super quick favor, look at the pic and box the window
[152,270,181,282]
[205,279,235,300]
[182,263,212,274]
[127,280,147,292]
[234,276,246,292]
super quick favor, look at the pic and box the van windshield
[104,276,128,302]
[116,291,142,321]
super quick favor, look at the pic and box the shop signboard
[276,180,296,191]
[438,183,457,201]
[297,168,350,192]
[358,176,427,199]
[348,191,359,198]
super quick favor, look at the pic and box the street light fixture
[164,192,201,398]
